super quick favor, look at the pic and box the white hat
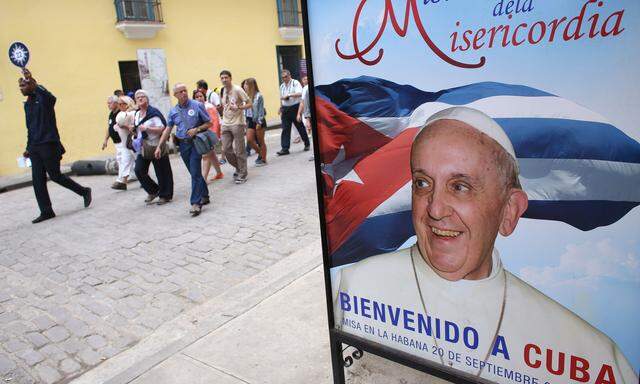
[424,106,517,160]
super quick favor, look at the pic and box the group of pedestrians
[18,65,312,222]
[98,69,312,218]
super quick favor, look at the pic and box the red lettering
[487,26,507,48]
[524,344,541,369]
[335,0,485,68]
[336,0,626,68]
[450,23,461,52]
[472,28,486,50]
[595,364,617,384]
[547,17,567,42]
[461,30,473,51]
[588,13,601,38]
[511,23,527,46]
[528,21,546,44]
[500,24,511,47]
[570,356,590,383]
[563,0,594,41]
[601,10,625,37]
[546,349,565,376]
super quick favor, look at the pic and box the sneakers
[144,194,158,204]
[83,188,92,208]
[111,182,127,190]
[32,211,55,224]
[235,176,247,184]
[157,197,172,205]
[255,159,267,167]
[190,204,202,217]
[276,149,290,156]
[219,159,227,165]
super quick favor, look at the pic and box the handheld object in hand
[8,42,30,68]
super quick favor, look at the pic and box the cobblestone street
[0,133,320,383]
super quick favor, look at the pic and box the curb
[0,124,284,194]
[0,166,73,194]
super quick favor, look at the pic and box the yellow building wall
[0,0,304,176]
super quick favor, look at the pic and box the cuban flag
[316,76,640,267]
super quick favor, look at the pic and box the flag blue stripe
[524,200,640,231]
[436,82,553,105]
[496,118,640,163]
[331,201,640,266]
[315,76,551,118]
[332,210,414,267]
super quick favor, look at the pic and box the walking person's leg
[247,128,260,158]
[304,117,315,161]
[178,141,204,206]
[208,151,223,180]
[29,150,55,222]
[221,128,238,173]
[189,143,208,205]
[233,125,248,181]
[154,154,173,203]
[256,120,267,165]
[134,154,159,202]
[123,148,135,183]
[218,141,227,164]
[290,105,310,149]
[41,145,91,206]
[279,107,292,154]
[202,151,212,180]
[113,143,127,189]
[115,143,124,184]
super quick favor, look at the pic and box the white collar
[411,245,505,288]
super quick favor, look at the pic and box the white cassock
[333,246,638,384]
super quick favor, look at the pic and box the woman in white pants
[111,96,137,190]
[103,96,128,189]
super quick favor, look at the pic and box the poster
[306,1,640,383]
[137,48,171,118]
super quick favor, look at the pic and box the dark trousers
[30,142,86,215]
[134,154,173,199]
[280,104,309,150]
[178,140,209,205]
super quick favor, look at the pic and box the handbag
[177,104,217,155]
[194,130,218,155]
[142,140,168,160]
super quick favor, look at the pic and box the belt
[175,136,193,145]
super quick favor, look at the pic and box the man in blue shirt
[167,83,212,216]
[19,68,91,224]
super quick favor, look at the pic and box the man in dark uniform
[19,68,91,224]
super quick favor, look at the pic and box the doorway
[118,61,141,95]
[276,45,303,81]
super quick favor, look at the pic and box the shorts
[247,116,266,129]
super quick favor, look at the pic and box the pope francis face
[410,120,528,281]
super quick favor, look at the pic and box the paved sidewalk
[0,132,320,383]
